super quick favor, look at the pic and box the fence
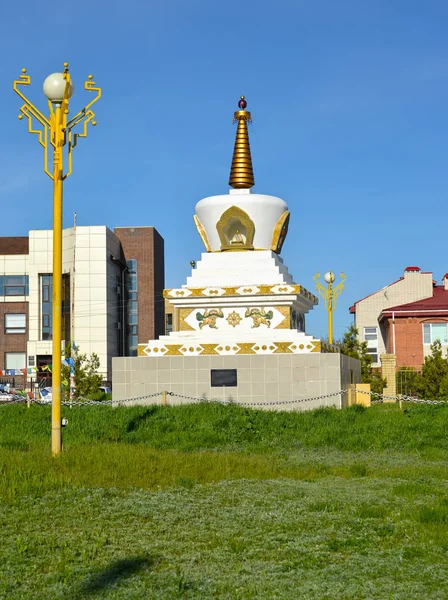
[0,388,447,409]
[0,375,50,393]
[396,369,422,397]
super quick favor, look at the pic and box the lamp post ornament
[314,271,346,345]
[13,63,101,456]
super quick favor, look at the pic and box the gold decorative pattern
[226,311,242,327]
[236,343,256,355]
[216,205,255,251]
[224,286,238,295]
[257,285,275,295]
[163,284,317,302]
[179,309,195,331]
[270,211,290,254]
[138,340,324,356]
[193,214,211,252]
[164,345,184,356]
[274,306,290,329]
[273,342,293,354]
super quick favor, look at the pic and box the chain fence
[0,391,161,407]
[166,389,346,408]
[1,388,447,409]
[355,389,448,406]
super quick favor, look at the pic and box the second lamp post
[314,271,346,344]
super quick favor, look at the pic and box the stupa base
[112,352,360,411]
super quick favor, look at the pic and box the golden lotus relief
[216,205,255,251]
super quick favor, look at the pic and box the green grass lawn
[1,403,448,599]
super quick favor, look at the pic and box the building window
[423,323,448,345]
[364,327,378,363]
[0,275,29,297]
[126,259,138,356]
[166,312,173,334]
[5,352,26,370]
[41,275,53,340]
[5,314,26,334]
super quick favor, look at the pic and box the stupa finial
[228,96,255,189]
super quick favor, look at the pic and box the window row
[0,275,29,297]
[4,313,26,334]
[363,324,448,359]
[364,327,378,364]
[126,259,138,356]
[423,323,448,345]
[4,352,26,370]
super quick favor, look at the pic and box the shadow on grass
[76,556,154,596]
[126,408,157,433]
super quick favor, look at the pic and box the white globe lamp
[43,73,74,103]
[324,271,335,284]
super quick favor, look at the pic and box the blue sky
[1,0,448,340]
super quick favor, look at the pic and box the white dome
[195,190,289,253]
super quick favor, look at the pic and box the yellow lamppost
[13,63,101,456]
[314,271,346,344]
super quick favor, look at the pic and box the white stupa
[139,96,322,358]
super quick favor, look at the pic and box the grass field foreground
[1,403,448,599]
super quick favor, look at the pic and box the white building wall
[24,226,121,380]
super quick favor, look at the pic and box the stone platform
[112,352,360,411]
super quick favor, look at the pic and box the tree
[337,325,387,395]
[419,340,448,400]
[61,344,103,400]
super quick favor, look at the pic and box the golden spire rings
[229,95,255,189]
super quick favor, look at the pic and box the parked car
[100,386,111,394]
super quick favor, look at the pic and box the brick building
[0,225,164,382]
[114,227,165,353]
[350,267,448,369]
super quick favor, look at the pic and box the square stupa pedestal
[112,353,361,411]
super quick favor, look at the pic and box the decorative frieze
[138,338,329,357]
[164,283,317,303]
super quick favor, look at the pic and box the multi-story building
[0,225,164,383]
[350,266,448,369]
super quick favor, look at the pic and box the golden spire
[229,96,255,189]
